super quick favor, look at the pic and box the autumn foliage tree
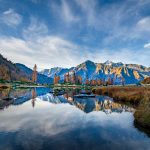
[78,76,82,84]
[97,79,102,86]
[108,77,114,85]
[54,74,60,84]
[0,65,10,80]
[32,64,37,83]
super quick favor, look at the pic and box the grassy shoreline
[92,86,150,103]
[92,86,150,129]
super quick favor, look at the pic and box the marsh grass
[93,86,150,104]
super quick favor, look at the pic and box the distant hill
[141,77,150,84]
[0,54,30,82]
[40,60,150,84]
[16,63,53,84]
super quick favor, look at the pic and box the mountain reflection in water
[39,93,134,114]
[0,87,150,150]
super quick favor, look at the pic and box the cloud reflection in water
[0,93,150,150]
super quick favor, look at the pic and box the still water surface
[0,87,150,150]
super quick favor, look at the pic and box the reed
[93,86,150,104]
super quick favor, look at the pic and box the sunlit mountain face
[40,60,150,84]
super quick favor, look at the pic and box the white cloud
[1,8,22,27]
[23,17,48,39]
[75,0,97,26]
[144,43,150,49]
[136,17,150,32]
[61,0,79,23]
[0,35,87,70]
[51,0,80,23]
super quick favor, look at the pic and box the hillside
[0,54,52,84]
[40,60,150,84]
[0,54,30,82]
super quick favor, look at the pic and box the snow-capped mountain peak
[104,60,113,65]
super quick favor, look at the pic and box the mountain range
[0,53,150,85]
[40,60,150,84]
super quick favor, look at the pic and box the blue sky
[0,0,150,70]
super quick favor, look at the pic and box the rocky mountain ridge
[40,60,150,84]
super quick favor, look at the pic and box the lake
[0,87,150,150]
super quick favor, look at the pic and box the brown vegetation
[134,98,150,129]
[0,54,31,82]
[32,64,37,83]
[142,77,150,84]
[93,86,150,104]
[93,86,150,129]
[54,74,60,84]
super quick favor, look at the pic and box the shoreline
[92,86,150,130]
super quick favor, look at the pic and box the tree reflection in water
[31,88,37,108]
[0,87,11,99]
